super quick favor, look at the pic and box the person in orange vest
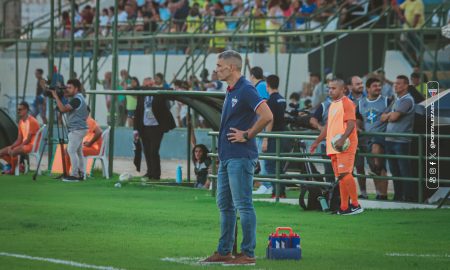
[310,79,363,215]
[0,102,40,174]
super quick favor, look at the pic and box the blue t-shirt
[255,80,269,100]
[218,76,264,161]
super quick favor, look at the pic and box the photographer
[51,79,89,181]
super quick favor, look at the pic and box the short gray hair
[218,50,242,71]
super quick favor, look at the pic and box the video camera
[284,109,314,130]
[43,85,66,99]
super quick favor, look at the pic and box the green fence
[207,131,450,203]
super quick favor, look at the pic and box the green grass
[0,175,449,270]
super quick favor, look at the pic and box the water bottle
[318,196,329,211]
[176,165,182,184]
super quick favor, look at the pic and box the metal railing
[207,131,450,203]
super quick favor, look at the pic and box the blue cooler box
[266,227,302,260]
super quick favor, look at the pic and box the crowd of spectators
[54,0,427,53]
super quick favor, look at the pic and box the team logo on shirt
[232,97,238,108]
[366,109,378,124]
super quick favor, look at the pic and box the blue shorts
[367,136,385,150]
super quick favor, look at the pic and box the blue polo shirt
[218,76,264,161]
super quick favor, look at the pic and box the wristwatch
[243,132,249,141]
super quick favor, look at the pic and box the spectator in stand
[382,75,416,202]
[297,0,318,27]
[126,77,139,128]
[205,71,224,92]
[32,68,48,124]
[155,72,170,89]
[375,69,394,98]
[250,0,267,52]
[209,7,227,53]
[397,0,424,29]
[310,72,326,108]
[410,72,427,99]
[100,71,113,123]
[99,8,110,36]
[142,1,160,32]
[117,69,130,126]
[60,11,71,38]
[170,0,190,31]
[267,0,286,53]
[0,102,40,174]
[348,75,368,199]
[356,77,391,200]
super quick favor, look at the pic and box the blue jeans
[217,158,257,257]
[386,141,416,201]
[256,137,271,188]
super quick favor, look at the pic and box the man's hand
[334,137,346,152]
[262,138,268,152]
[227,128,247,143]
[310,141,319,154]
[381,112,390,122]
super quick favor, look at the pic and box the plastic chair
[15,124,47,176]
[84,126,110,180]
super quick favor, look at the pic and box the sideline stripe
[385,253,450,258]
[0,252,126,270]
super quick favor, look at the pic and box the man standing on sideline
[51,79,89,181]
[357,77,392,200]
[261,75,287,198]
[134,79,176,181]
[32,69,48,124]
[348,76,367,199]
[249,66,272,195]
[201,50,272,265]
[310,79,363,215]
[381,75,416,202]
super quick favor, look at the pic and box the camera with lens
[43,85,66,99]
[284,109,313,130]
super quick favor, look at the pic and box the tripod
[33,108,69,180]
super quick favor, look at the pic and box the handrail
[207,130,450,203]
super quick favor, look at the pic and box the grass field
[0,175,449,270]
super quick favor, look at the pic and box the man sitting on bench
[0,102,40,174]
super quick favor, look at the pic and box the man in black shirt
[262,75,287,198]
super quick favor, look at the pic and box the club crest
[232,97,238,108]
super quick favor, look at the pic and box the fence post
[211,134,217,197]
[418,134,424,203]
[275,137,281,202]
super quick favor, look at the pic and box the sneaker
[62,175,82,182]
[253,185,268,195]
[349,204,364,215]
[199,252,233,264]
[223,253,256,266]
[376,195,388,201]
[336,207,352,215]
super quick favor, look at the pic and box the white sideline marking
[0,252,126,270]
[161,257,204,266]
[385,253,450,258]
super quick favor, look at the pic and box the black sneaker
[358,194,368,199]
[346,204,364,215]
[62,175,82,182]
[376,195,388,201]
[336,207,352,215]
